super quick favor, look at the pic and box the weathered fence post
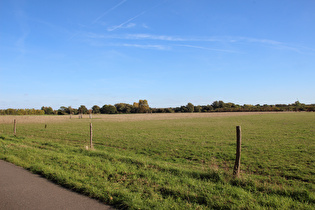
[13,119,17,136]
[233,126,241,177]
[90,123,94,149]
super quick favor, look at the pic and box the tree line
[1,100,314,115]
[49,100,150,115]
[156,101,315,113]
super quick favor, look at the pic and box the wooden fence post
[233,126,241,177]
[90,123,93,149]
[14,119,17,136]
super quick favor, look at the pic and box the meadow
[0,112,314,209]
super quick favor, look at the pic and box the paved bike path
[0,160,114,210]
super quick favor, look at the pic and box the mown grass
[0,112,314,209]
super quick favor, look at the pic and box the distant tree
[173,107,181,112]
[225,102,235,108]
[101,105,117,114]
[306,105,315,112]
[293,100,305,111]
[211,101,219,109]
[72,108,78,115]
[179,106,188,112]
[115,103,133,114]
[125,104,133,113]
[201,105,213,112]
[132,102,139,113]
[139,100,150,113]
[194,105,201,112]
[115,103,124,113]
[242,104,255,111]
[92,105,101,114]
[165,108,175,113]
[7,109,16,115]
[154,108,166,113]
[41,106,54,115]
[16,109,25,115]
[66,106,73,114]
[58,106,67,115]
[211,100,225,109]
[186,103,194,113]
[294,100,301,107]
[78,105,88,114]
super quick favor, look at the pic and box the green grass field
[0,112,314,209]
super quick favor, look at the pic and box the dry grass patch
[0,112,286,124]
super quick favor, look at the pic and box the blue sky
[1,0,314,109]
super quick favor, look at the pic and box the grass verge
[0,112,314,209]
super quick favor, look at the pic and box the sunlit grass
[1,112,314,209]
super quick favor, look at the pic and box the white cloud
[126,23,136,28]
[175,44,238,53]
[107,11,146,31]
[125,34,186,41]
[80,32,314,54]
[142,23,149,29]
[236,37,315,54]
[118,43,170,50]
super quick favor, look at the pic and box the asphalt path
[0,160,114,210]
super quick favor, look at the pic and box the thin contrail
[92,0,127,24]
[175,44,239,53]
[107,1,166,32]
[107,11,146,31]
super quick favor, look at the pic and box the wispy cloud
[116,43,170,50]
[107,11,146,31]
[121,34,229,43]
[237,37,283,45]
[81,32,314,54]
[93,0,127,24]
[106,0,165,32]
[142,23,149,29]
[84,33,184,41]
[122,22,137,29]
[85,33,219,42]
[125,34,186,41]
[175,44,238,53]
[235,37,315,54]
